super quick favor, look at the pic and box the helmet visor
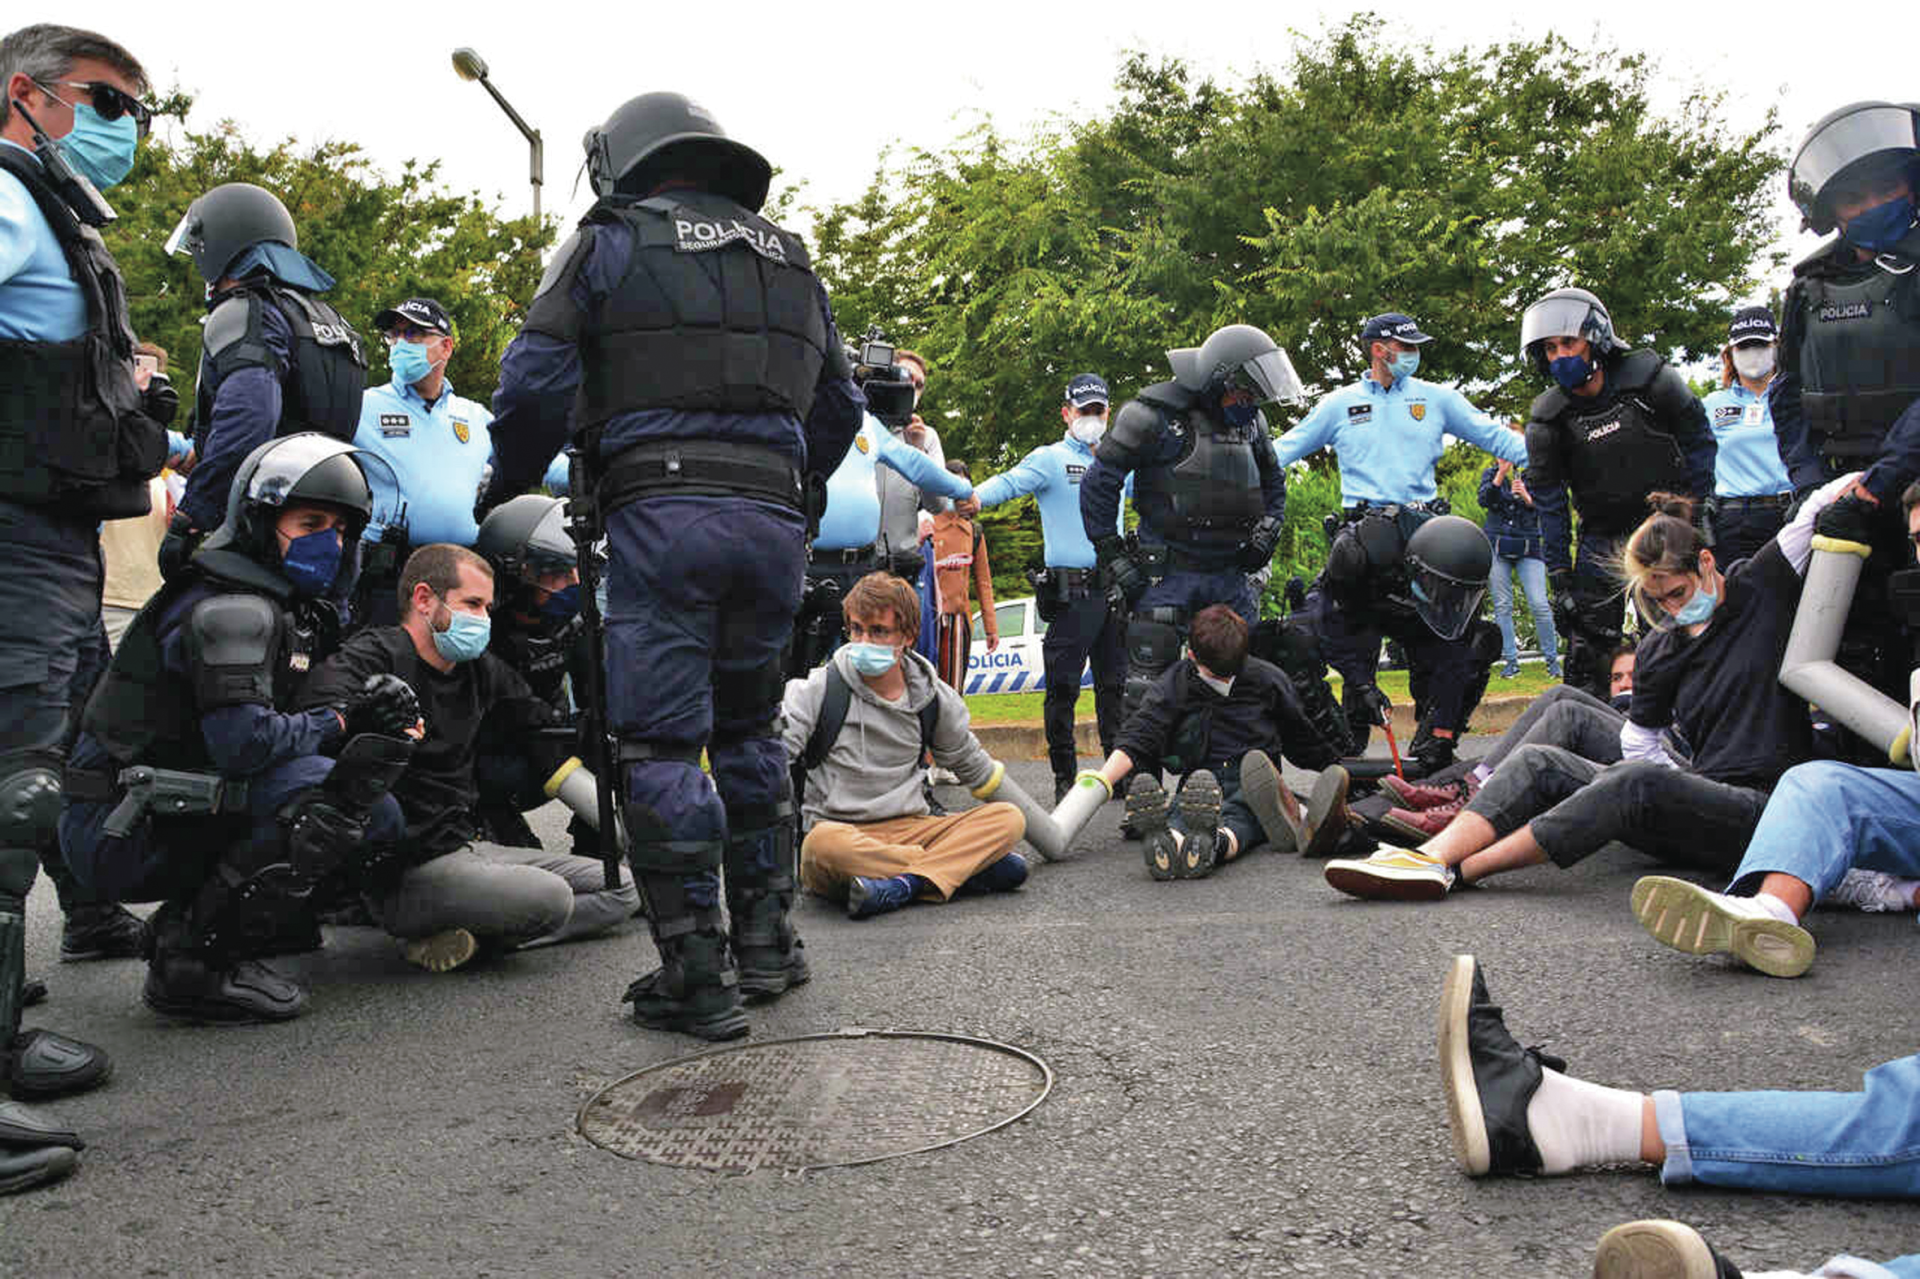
[1790,105,1919,219]
[162,209,196,258]
[247,437,402,539]
[1238,347,1305,405]
[523,500,579,578]
[1519,295,1598,355]
[1410,564,1486,641]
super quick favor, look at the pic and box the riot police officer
[61,434,414,1028]
[0,22,164,1194]
[1300,512,1499,771]
[1773,102,1920,713]
[1080,325,1300,728]
[967,374,1127,800]
[1518,287,1715,698]
[480,92,864,1041]
[160,182,369,575]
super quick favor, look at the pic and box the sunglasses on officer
[34,80,153,138]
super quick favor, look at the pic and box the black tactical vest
[192,284,367,446]
[82,553,320,767]
[489,616,583,712]
[1540,353,1688,535]
[1131,389,1267,544]
[0,149,165,518]
[1796,259,1920,461]
[543,192,829,430]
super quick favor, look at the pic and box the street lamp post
[450,47,543,223]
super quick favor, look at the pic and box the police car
[964,596,1092,695]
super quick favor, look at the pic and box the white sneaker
[1631,877,1814,978]
[1823,868,1915,913]
[1593,1219,1816,1279]
[1323,845,1454,902]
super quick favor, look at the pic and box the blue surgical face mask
[537,583,580,626]
[280,527,343,596]
[1671,581,1718,626]
[389,340,435,389]
[1549,353,1595,391]
[54,101,138,191]
[1386,349,1421,381]
[846,642,900,677]
[431,599,492,662]
[1841,194,1917,253]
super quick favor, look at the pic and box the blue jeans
[1487,553,1558,670]
[1724,761,1920,898]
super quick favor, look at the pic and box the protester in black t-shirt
[1323,480,1847,902]
[303,544,637,971]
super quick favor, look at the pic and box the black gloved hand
[143,372,179,427]
[1815,491,1880,546]
[1094,536,1146,604]
[157,510,201,581]
[1236,515,1283,572]
[1354,683,1393,727]
[472,462,502,528]
[1547,567,1577,629]
[342,673,422,740]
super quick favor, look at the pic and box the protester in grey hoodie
[783,572,1028,919]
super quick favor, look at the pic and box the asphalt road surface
[4,750,1914,1277]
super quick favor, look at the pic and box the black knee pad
[0,761,63,858]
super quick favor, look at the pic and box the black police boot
[1438,953,1565,1178]
[724,823,808,1004]
[2,889,112,1100]
[58,902,150,963]
[0,1100,83,1197]
[140,899,308,1025]
[1048,746,1079,806]
[624,873,747,1041]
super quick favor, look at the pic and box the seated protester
[1323,479,1851,902]
[1630,478,1920,979]
[61,435,416,1023]
[1095,604,1344,879]
[467,495,598,861]
[784,572,1027,920]
[1372,648,1640,840]
[301,544,637,969]
[1440,953,1920,1279]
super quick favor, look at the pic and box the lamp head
[451,48,489,82]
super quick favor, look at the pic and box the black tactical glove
[1236,515,1284,572]
[1814,491,1880,547]
[157,510,201,581]
[143,372,179,427]
[472,462,504,528]
[1354,683,1393,727]
[1094,536,1146,604]
[341,674,422,740]
[1548,567,1578,631]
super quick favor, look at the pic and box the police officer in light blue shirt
[1274,312,1528,509]
[1703,305,1794,565]
[789,409,973,672]
[350,297,493,623]
[970,373,1128,797]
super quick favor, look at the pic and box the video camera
[849,326,916,427]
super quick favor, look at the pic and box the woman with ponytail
[1324,477,1856,902]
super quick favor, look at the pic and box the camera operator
[873,346,951,579]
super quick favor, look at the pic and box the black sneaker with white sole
[1126,775,1176,880]
[1437,953,1564,1178]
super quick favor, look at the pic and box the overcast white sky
[74,1,1909,275]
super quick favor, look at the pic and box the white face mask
[1069,411,1107,445]
[1731,345,1775,382]
[1197,671,1234,697]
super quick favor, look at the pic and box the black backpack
[790,664,941,833]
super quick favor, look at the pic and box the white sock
[1524,1068,1646,1174]
[1751,891,1801,924]
[1470,763,1492,786]
[1888,877,1920,910]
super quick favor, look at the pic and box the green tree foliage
[812,18,1784,612]
[102,99,549,407]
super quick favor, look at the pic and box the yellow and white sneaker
[1324,845,1454,902]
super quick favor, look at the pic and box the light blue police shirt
[352,375,494,548]
[1274,373,1527,506]
[0,141,84,342]
[815,414,972,552]
[975,431,1126,569]
[1702,383,1792,497]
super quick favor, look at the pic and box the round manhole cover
[577,1028,1052,1173]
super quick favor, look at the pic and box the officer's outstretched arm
[877,426,970,499]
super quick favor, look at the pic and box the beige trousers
[800,803,1024,902]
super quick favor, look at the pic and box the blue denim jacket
[1479,464,1542,561]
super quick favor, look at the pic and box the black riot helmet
[582,92,773,211]
[1405,515,1493,640]
[474,494,577,587]
[199,433,399,589]
[1170,323,1305,404]
[1519,287,1622,377]
[162,183,298,284]
[1788,101,1920,235]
